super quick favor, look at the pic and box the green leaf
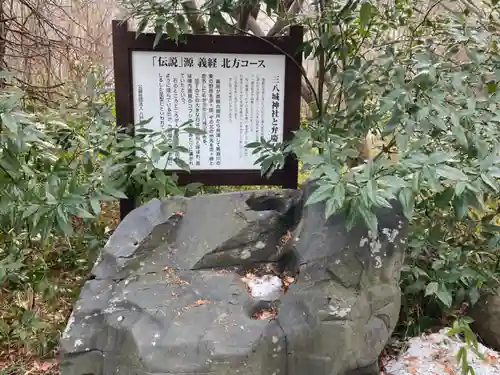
[90,199,101,216]
[301,154,324,166]
[175,14,189,33]
[136,18,149,37]
[333,183,346,208]
[398,188,414,220]
[481,173,498,192]
[374,194,393,209]
[56,209,74,236]
[245,142,261,148]
[324,197,337,220]
[425,281,438,296]
[136,117,154,127]
[412,171,421,193]
[428,151,456,164]
[453,194,469,219]
[165,22,179,41]
[185,182,203,191]
[302,42,313,59]
[173,157,190,172]
[452,126,468,148]
[305,184,333,206]
[422,166,442,191]
[469,287,480,306]
[184,127,206,135]
[455,181,466,196]
[323,167,339,183]
[447,325,462,337]
[73,206,95,219]
[1,113,17,132]
[435,187,454,208]
[461,316,474,325]
[153,28,163,48]
[102,186,128,199]
[151,148,161,163]
[435,283,453,307]
[465,47,479,64]
[488,81,497,94]
[366,179,378,205]
[359,2,373,31]
[22,205,39,219]
[260,157,275,176]
[320,33,330,49]
[345,202,359,232]
[357,204,378,233]
[435,165,469,181]
[379,175,406,189]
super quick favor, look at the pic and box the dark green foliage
[124,0,500,360]
[0,71,204,354]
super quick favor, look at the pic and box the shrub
[0,70,202,354]
[124,0,500,339]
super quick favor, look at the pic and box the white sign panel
[131,51,286,170]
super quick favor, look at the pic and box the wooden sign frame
[112,20,303,220]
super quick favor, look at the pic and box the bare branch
[250,3,260,19]
[247,15,264,36]
[266,0,305,37]
[182,0,207,34]
[231,10,265,36]
[301,81,313,103]
[259,0,314,103]
[237,1,256,32]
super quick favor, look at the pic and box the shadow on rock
[60,182,408,375]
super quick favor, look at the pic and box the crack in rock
[61,184,408,375]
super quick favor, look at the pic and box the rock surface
[60,182,408,375]
[470,287,500,351]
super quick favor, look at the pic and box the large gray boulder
[60,182,408,375]
[469,287,500,351]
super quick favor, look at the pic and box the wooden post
[112,20,303,221]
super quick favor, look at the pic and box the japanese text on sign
[132,51,286,170]
[152,56,266,69]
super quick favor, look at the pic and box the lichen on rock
[60,182,408,375]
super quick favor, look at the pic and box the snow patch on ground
[385,329,500,375]
[241,274,283,301]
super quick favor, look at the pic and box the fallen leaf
[35,360,57,371]
[251,307,277,320]
[279,230,292,245]
[195,299,211,306]
[283,276,295,293]
[404,356,419,363]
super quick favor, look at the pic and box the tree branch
[227,22,317,106]
[237,0,256,33]
[301,81,313,103]
[181,0,207,34]
[250,3,260,19]
[231,9,263,36]
[266,0,305,37]
[184,0,316,105]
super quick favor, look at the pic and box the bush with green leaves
[123,0,500,344]
[0,70,205,353]
[0,71,204,286]
[399,199,500,337]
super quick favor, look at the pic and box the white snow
[241,274,283,301]
[385,329,500,375]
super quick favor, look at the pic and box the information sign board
[112,20,303,219]
[131,51,286,170]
